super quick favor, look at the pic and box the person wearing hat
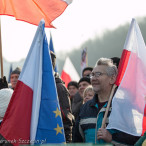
[0,88,13,125]
[10,67,21,90]
[67,81,78,105]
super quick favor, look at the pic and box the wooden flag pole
[101,84,117,128]
[0,17,3,78]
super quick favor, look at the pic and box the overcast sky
[1,0,146,62]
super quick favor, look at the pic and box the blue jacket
[73,94,140,145]
[73,94,112,144]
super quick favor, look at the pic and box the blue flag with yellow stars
[35,20,65,144]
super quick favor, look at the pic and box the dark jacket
[55,73,73,143]
[72,92,83,120]
[0,121,12,146]
[0,134,13,146]
[73,94,110,143]
[73,93,140,145]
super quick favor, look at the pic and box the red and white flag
[0,20,65,145]
[107,19,146,136]
[61,57,80,87]
[0,0,72,28]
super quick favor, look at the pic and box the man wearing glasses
[73,58,139,145]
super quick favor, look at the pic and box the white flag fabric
[107,18,146,136]
[61,57,80,87]
[0,20,65,146]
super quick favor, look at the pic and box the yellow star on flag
[53,107,61,118]
[54,124,63,135]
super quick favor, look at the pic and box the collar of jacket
[89,86,118,107]
[89,94,98,107]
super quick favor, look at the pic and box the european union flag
[35,22,65,144]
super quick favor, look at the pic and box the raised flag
[49,33,58,72]
[81,47,88,76]
[107,19,146,136]
[0,0,72,28]
[61,57,80,87]
[0,20,65,146]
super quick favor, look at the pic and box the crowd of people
[0,52,145,145]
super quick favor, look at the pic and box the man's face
[83,70,92,77]
[78,81,90,98]
[10,74,19,89]
[91,65,112,94]
[68,85,78,98]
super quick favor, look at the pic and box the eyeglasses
[89,72,107,78]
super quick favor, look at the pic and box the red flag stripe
[115,49,131,86]
[142,104,146,135]
[0,81,33,146]
[61,70,72,87]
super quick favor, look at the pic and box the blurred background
[1,0,146,79]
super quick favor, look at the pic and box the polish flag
[107,18,146,136]
[61,57,80,87]
[0,0,72,28]
[0,20,65,145]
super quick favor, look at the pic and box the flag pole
[0,17,3,78]
[101,84,117,128]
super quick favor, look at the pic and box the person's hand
[0,76,8,89]
[97,128,112,142]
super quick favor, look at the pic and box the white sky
[1,0,146,62]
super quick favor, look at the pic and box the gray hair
[95,58,118,77]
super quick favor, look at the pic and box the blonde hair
[83,85,94,98]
